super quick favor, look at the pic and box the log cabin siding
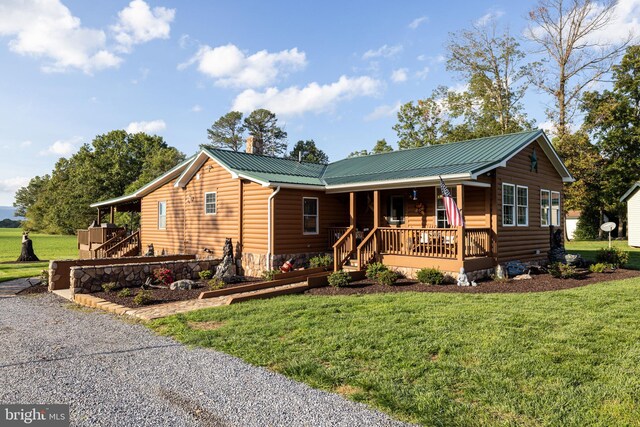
[273,189,349,254]
[182,158,240,258]
[241,181,271,254]
[495,138,564,262]
[140,178,184,255]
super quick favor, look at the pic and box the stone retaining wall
[49,254,196,291]
[240,252,331,277]
[70,258,220,294]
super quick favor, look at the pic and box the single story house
[85,129,573,278]
[621,182,640,247]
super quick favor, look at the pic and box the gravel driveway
[0,294,410,427]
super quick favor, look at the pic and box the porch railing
[357,227,378,268]
[328,226,350,248]
[378,227,458,259]
[77,229,89,247]
[333,226,355,271]
[464,227,492,258]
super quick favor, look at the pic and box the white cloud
[409,16,428,30]
[0,0,122,73]
[0,176,30,193]
[362,44,403,60]
[365,101,401,121]
[391,68,408,83]
[126,120,166,134]
[475,10,505,26]
[415,66,430,80]
[20,140,32,147]
[111,0,175,53]
[583,0,640,46]
[40,137,81,156]
[0,0,173,74]
[191,104,202,112]
[131,67,149,84]
[180,44,307,89]
[232,75,383,116]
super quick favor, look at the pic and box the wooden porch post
[456,184,465,264]
[97,208,102,224]
[373,190,380,255]
[349,192,357,253]
[110,206,115,224]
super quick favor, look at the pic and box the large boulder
[504,260,527,277]
[169,279,196,290]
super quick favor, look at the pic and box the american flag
[439,176,464,227]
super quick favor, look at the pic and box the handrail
[356,227,378,270]
[328,226,350,247]
[332,225,355,271]
[104,230,140,258]
[377,227,458,259]
[92,230,127,257]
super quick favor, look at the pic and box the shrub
[416,268,444,285]
[595,247,629,268]
[153,268,173,286]
[39,269,49,284]
[309,254,333,269]
[101,282,118,293]
[198,270,213,280]
[365,262,388,280]
[328,270,352,287]
[377,270,399,286]
[133,290,153,306]
[548,262,578,279]
[261,269,278,281]
[208,277,225,290]
[588,263,609,273]
[117,288,132,297]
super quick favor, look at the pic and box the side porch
[329,182,496,276]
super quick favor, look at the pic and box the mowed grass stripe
[151,278,640,426]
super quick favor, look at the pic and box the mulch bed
[17,283,48,295]
[93,278,260,308]
[305,268,640,296]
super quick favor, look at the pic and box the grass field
[0,228,76,282]
[151,276,640,426]
[566,239,640,269]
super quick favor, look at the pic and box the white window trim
[516,185,529,227]
[435,188,457,228]
[502,183,516,227]
[204,191,217,215]
[302,197,319,235]
[158,201,166,230]
[540,189,551,227]
[551,191,561,226]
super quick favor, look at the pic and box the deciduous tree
[286,140,329,164]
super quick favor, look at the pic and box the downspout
[266,186,281,271]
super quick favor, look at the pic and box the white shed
[621,182,640,247]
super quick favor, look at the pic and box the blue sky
[0,0,636,205]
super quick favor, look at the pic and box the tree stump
[17,233,39,262]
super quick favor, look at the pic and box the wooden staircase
[93,230,141,258]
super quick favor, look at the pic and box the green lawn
[566,239,640,269]
[0,228,77,282]
[151,277,640,426]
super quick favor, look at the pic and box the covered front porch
[329,182,496,274]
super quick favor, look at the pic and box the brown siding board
[495,138,564,262]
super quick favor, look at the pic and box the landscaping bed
[94,278,260,308]
[306,268,640,295]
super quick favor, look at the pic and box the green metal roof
[322,130,541,185]
[93,129,569,207]
[204,148,326,185]
[202,129,553,188]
